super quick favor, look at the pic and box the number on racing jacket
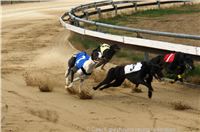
[124,62,142,74]
[75,52,90,69]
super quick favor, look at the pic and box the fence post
[114,5,117,15]
[96,24,100,32]
[144,52,149,61]
[135,2,137,11]
[71,18,75,25]
[136,32,149,61]
[97,8,101,19]
[76,20,80,27]
[112,2,117,15]
[84,11,89,20]
[157,0,160,9]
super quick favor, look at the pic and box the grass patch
[116,50,144,62]
[186,65,200,84]
[163,65,200,83]
[95,4,200,25]
[187,65,200,76]
[133,4,200,17]
[68,33,99,50]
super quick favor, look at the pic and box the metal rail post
[136,32,149,61]
[112,2,118,15]
[97,8,101,18]
[144,52,149,61]
[114,5,118,15]
[135,2,137,11]
[84,11,89,20]
[157,0,161,9]
[96,24,100,32]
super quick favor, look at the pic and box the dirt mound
[23,35,70,91]
[78,90,93,99]
[23,71,54,92]
[28,108,59,123]
[171,101,192,111]
[66,86,93,99]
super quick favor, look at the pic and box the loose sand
[1,1,200,132]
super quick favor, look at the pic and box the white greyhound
[65,53,97,93]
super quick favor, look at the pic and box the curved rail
[60,0,200,57]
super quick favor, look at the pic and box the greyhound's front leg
[139,80,153,98]
[132,83,142,93]
[65,70,72,90]
[101,64,106,70]
[65,77,73,90]
[100,78,124,90]
[65,70,75,89]
[146,83,153,99]
[93,83,102,90]
[101,59,109,70]
[65,69,70,85]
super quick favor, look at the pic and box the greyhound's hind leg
[101,63,106,70]
[99,78,125,90]
[65,68,77,90]
[93,68,115,90]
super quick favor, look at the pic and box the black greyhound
[150,52,194,83]
[92,44,120,69]
[93,61,163,98]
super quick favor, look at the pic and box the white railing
[60,0,200,57]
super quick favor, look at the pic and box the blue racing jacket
[75,51,90,69]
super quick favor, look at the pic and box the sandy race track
[1,1,200,132]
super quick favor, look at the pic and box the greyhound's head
[184,55,195,71]
[111,44,120,52]
[150,63,164,80]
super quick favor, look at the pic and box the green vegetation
[115,50,144,62]
[187,65,200,76]
[164,64,200,84]
[68,33,99,49]
[96,4,200,25]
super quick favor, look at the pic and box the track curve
[1,1,200,132]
